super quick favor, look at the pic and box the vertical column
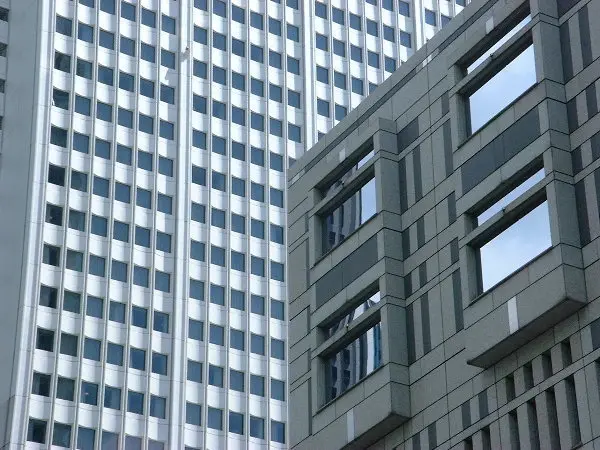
[535,389,560,450]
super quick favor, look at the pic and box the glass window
[150,396,167,419]
[425,9,437,26]
[64,291,81,313]
[109,302,125,324]
[190,240,205,262]
[271,421,286,444]
[211,171,226,191]
[121,1,136,21]
[368,51,380,68]
[56,15,73,36]
[232,141,245,161]
[231,251,245,272]
[287,24,299,42]
[251,294,265,315]
[269,50,282,69]
[56,377,75,400]
[231,213,245,234]
[335,104,347,120]
[208,365,224,387]
[229,412,244,435]
[102,431,119,449]
[232,38,245,57]
[51,126,68,147]
[271,378,285,401]
[251,333,265,355]
[89,254,106,277]
[54,52,71,72]
[52,423,71,447]
[232,71,245,91]
[80,381,98,405]
[326,323,382,401]
[385,56,397,73]
[189,318,204,340]
[350,13,361,30]
[130,347,146,370]
[99,30,115,49]
[78,23,94,43]
[251,12,263,29]
[152,352,168,376]
[250,416,265,439]
[250,219,264,240]
[59,332,78,357]
[138,150,153,171]
[154,311,169,333]
[207,408,223,430]
[288,56,300,75]
[104,386,121,410]
[186,402,202,426]
[120,36,135,57]
[271,338,285,360]
[366,19,378,37]
[269,17,282,36]
[156,231,171,252]
[332,7,345,24]
[187,360,202,383]
[231,289,245,310]
[210,284,225,305]
[250,374,264,396]
[136,188,152,209]
[32,372,51,396]
[160,84,175,104]
[161,49,176,69]
[209,323,224,345]
[162,14,176,34]
[66,249,84,272]
[77,428,95,450]
[119,72,134,92]
[230,369,245,392]
[232,177,245,197]
[212,100,227,120]
[131,306,147,328]
[140,78,155,98]
[157,194,173,214]
[191,202,206,223]
[251,256,265,277]
[399,0,410,16]
[83,337,101,361]
[315,1,327,18]
[116,144,132,165]
[141,42,155,62]
[271,299,285,320]
[251,182,265,202]
[128,391,144,415]
[141,8,156,27]
[86,296,103,319]
[232,4,245,23]
[155,270,171,292]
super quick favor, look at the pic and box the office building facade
[288,0,600,448]
[0,0,466,448]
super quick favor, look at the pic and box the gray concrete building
[287,0,600,448]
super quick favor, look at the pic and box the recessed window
[189,318,204,341]
[271,420,286,444]
[59,332,78,357]
[130,347,146,371]
[250,374,265,396]
[186,402,202,426]
[107,342,124,366]
[56,376,75,400]
[250,416,265,439]
[325,322,382,402]
[322,173,376,253]
[32,372,51,396]
[425,9,437,26]
[187,360,202,383]
[466,17,534,134]
[251,333,265,355]
[209,364,224,387]
[128,391,144,415]
[207,407,223,431]
[68,209,86,232]
[477,198,550,292]
[104,386,121,410]
[209,323,224,345]
[271,378,285,401]
[231,289,245,310]
[230,369,245,392]
[152,352,168,376]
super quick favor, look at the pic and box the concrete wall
[288,0,600,448]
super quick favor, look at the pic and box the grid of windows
[30,0,453,448]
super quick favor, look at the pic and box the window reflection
[322,178,376,253]
[325,322,382,402]
[327,291,381,337]
[479,201,551,291]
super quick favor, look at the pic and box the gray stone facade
[287,0,600,448]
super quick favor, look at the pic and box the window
[77,427,95,450]
[251,333,265,355]
[229,412,244,435]
[150,395,167,419]
[442,15,452,27]
[334,71,346,90]
[288,24,299,42]
[232,141,245,161]
[130,347,146,371]
[250,44,264,63]
[270,188,284,208]
[231,289,245,310]
[350,13,361,30]
[56,16,73,36]
[91,215,107,236]
[230,369,245,392]
[269,50,282,69]
[207,408,223,430]
[102,431,119,449]
[62,291,80,314]
[32,372,51,396]
[366,19,378,37]
[53,423,71,447]
[99,30,115,49]
[400,30,411,48]
[161,49,176,69]
[466,20,534,133]
[476,183,549,291]
[316,66,328,84]
[125,436,143,450]
[190,240,205,262]
[271,338,285,360]
[332,7,345,24]
[232,38,245,57]
[78,23,94,43]
[232,4,245,23]
[121,2,136,21]
[152,352,168,376]
[425,9,437,26]
[213,0,226,17]
[83,337,101,361]
[136,188,152,209]
[157,194,173,214]
[141,42,155,62]
[271,421,286,444]
[188,360,202,383]
[186,402,202,426]
[131,306,148,328]
[230,328,245,350]
[350,45,363,63]
[191,202,206,223]
[120,36,135,57]
[86,296,103,319]
[232,177,245,197]
[60,333,78,357]
[51,126,68,147]
[250,374,264,396]
[54,52,71,72]
[141,8,156,27]
[68,210,85,232]
[251,11,263,29]
[104,386,121,410]
[154,311,169,333]
[288,89,301,108]
[89,254,106,277]
[80,381,98,405]
[232,71,245,91]
[251,256,265,277]
[271,378,285,401]
[210,284,225,305]
[189,318,204,341]
[335,104,347,120]
[106,342,123,366]
[212,100,226,120]
[45,204,63,227]
[155,271,171,292]
[211,171,226,192]
[53,89,69,110]
[251,294,265,315]
[109,301,125,323]
[128,391,144,415]
[368,51,380,68]
[65,249,83,272]
[27,419,47,444]
[208,365,224,387]
[316,33,328,51]
[39,285,58,309]
[251,183,265,202]
[156,231,171,253]
[333,39,346,57]
[399,0,410,16]
[232,106,245,126]
[384,25,395,42]
[56,377,75,400]
[209,323,224,345]
[315,2,327,19]
[231,213,245,234]
[250,416,265,439]
[160,84,175,104]
[162,14,176,34]
[322,174,376,253]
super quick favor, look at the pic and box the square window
[231,289,245,310]
[425,9,437,26]
[212,171,226,191]
[250,44,264,63]
[150,395,167,419]
[189,318,204,340]
[162,14,176,34]
[106,342,123,365]
[120,36,136,57]
[161,49,176,69]
[230,369,245,392]
[187,360,202,383]
[86,295,103,318]
[271,421,286,444]
[332,7,345,24]
[154,311,169,333]
[232,71,245,90]
[59,332,78,357]
[186,402,202,426]
[56,377,75,400]
[64,291,81,313]
[190,279,204,300]
[127,391,144,415]
[288,89,301,108]
[251,333,265,355]
[287,24,299,42]
[152,352,168,376]
[32,372,51,397]
[156,231,171,252]
[83,337,101,361]
[190,240,205,262]
[130,347,146,371]
[208,364,224,387]
[132,306,148,328]
[80,381,98,405]
[207,407,223,430]
[271,378,285,401]
[250,416,265,439]
[250,374,265,396]
[210,284,225,305]
[157,194,173,214]
[52,423,71,447]
[104,386,121,410]
[232,141,245,161]
[251,256,265,277]
[209,323,224,345]
[109,301,125,323]
[141,43,156,62]
[231,213,245,234]
[269,50,282,69]
[89,254,106,277]
[133,265,150,287]
[232,177,246,197]
[350,13,361,31]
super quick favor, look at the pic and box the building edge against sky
[288,0,600,448]
[0,0,470,449]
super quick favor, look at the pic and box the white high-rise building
[0,0,466,448]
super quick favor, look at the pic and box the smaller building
[287,0,600,448]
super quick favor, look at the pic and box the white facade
[0,0,466,448]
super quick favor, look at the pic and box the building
[0,0,467,449]
[287,0,600,448]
